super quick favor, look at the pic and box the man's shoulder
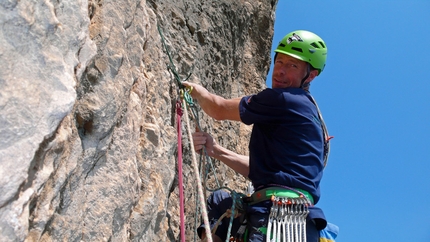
[261,87,307,95]
[252,88,309,104]
[241,88,312,111]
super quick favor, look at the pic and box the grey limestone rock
[0,0,277,241]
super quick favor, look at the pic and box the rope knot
[176,100,183,116]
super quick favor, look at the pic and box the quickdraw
[266,196,311,242]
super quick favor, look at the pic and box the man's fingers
[192,131,205,140]
[193,136,206,146]
[192,132,207,151]
[194,144,203,151]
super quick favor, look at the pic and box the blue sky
[267,1,430,241]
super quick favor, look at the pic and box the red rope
[176,100,185,242]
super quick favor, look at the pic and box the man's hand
[192,131,217,157]
[182,81,209,101]
[192,131,250,177]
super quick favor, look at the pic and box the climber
[183,30,332,242]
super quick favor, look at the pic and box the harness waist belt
[244,186,314,205]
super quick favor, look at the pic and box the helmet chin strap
[300,64,311,89]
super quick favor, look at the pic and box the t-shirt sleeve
[239,88,285,125]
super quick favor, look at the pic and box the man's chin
[272,83,288,89]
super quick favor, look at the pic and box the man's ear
[304,69,319,84]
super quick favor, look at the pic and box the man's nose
[278,66,287,75]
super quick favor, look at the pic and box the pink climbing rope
[176,101,185,242]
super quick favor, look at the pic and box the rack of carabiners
[266,196,310,242]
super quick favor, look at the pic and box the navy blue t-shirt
[239,87,324,204]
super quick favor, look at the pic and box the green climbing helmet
[274,30,327,75]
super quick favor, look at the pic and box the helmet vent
[319,41,326,48]
[310,42,320,48]
[291,47,303,53]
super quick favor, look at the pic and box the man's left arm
[182,81,241,121]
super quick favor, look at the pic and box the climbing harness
[244,186,314,206]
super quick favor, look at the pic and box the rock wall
[0,0,277,241]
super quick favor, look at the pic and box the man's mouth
[274,79,285,84]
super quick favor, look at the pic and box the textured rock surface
[0,0,277,241]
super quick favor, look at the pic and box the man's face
[271,53,309,89]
